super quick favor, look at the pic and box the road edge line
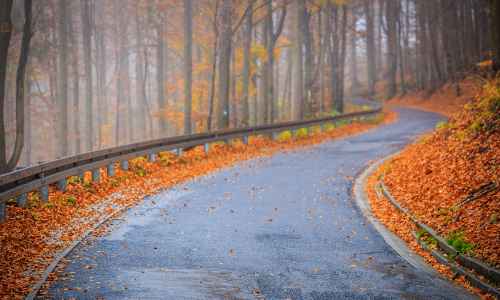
[353,153,438,275]
[24,204,133,300]
[353,154,480,299]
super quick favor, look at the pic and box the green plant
[329,110,340,117]
[435,121,449,130]
[65,196,77,206]
[278,130,292,141]
[109,178,120,187]
[43,202,54,209]
[323,123,335,131]
[295,128,309,138]
[135,166,147,177]
[446,231,474,255]
[416,228,428,239]
[68,176,82,185]
[335,120,349,127]
[310,125,321,135]
[489,213,498,224]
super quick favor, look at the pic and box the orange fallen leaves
[0,111,395,299]
[367,78,499,299]
[388,76,481,117]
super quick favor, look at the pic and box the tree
[292,0,305,120]
[491,0,500,71]
[183,0,192,135]
[217,0,232,129]
[57,0,69,156]
[81,0,93,150]
[385,0,399,98]
[0,0,32,173]
[241,0,252,127]
[364,0,376,98]
[68,2,80,154]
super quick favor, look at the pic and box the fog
[0,0,493,172]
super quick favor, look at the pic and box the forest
[0,0,499,173]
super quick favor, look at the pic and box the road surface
[46,108,472,300]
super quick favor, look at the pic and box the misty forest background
[0,0,497,173]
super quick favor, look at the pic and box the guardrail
[0,106,381,222]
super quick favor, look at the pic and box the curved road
[46,108,472,300]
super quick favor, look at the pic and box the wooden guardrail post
[120,160,129,171]
[107,164,115,177]
[272,132,278,140]
[177,148,183,156]
[57,179,67,192]
[40,186,49,203]
[92,169,101,183]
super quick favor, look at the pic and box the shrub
[446,231,474,255]
[295,128,309,138]
[277,130,292,141]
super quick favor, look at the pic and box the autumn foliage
[367,78,499,298]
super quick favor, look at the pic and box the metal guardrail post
[148,153,156,162]
[107,164,115,177]
[0,107,382,211]
[92,169,101,183]
[120,160,129,171]
[40,186,49,203]
[0,201,5,222]
[272,132,278,140]
[57,179,67,192]
[17,193,27,208]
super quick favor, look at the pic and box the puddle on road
[118,268,253,299]
[104,189,192,241]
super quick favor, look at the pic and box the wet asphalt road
[46,108,473,300]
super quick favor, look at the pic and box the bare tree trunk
[57,0,69,156]
[135,3,146,140]
[0,0,15,170]
[95,0,106,147]
[69,3,80,154]
[157,14,167,134]
[0,0,32,173]
[81,0,93,151]
[241,0,252,127]
[386,0,398,99]
[184,0,192,134]
[292,0,305,120]
[337,6,347,113]
[491,0,500,70]
[217,0,232,129]
[364,0,376,98]
[350,11,359,96]
[207,1,219,132]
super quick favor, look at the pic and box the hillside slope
[367,77,499,297]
